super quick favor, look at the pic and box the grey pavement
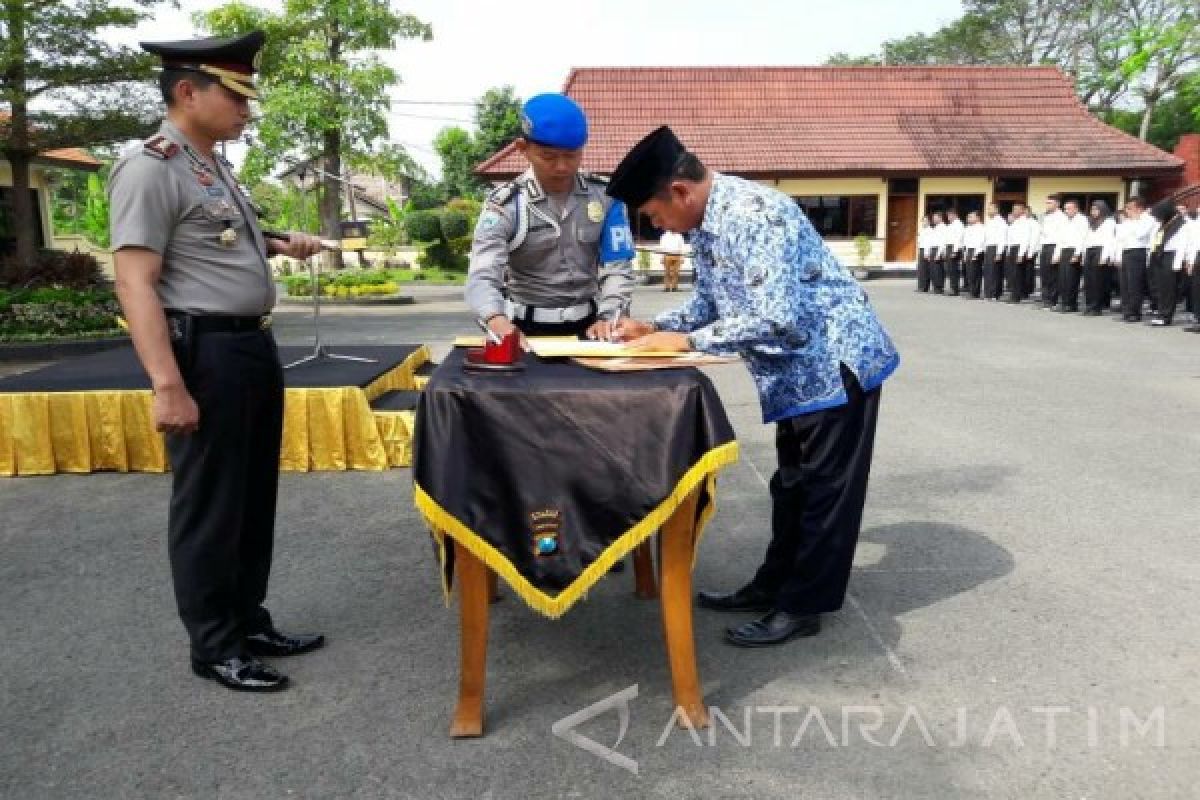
[1,282,1198,799]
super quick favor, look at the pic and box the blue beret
[521,93,588,150]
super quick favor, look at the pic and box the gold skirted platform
[0,345,429,477]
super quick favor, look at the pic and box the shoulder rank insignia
[487,181,516,206]
[142,135,180,160]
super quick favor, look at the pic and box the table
[413,348,738,736]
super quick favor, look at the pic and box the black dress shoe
[696,584,775,612]
[191,656,289,692]
[245,627,325,658]
[726,611,821,648]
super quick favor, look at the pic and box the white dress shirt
[1083,217,1118,265]
[1162,217,1191,270]
[930,223,949,257]
[1125,214,1159,250]
[962,222,986,252]
[1039,208,1066,249]
[1057,212,1090,257]
[984,214,1008,250]
[945,218,965,254]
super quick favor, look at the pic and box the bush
[0,286,122,340]
[439,209,470,240]
[405,210,442,244]
[0,249,104,289]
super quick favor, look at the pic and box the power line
[391,99,478,107]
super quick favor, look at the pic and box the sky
[117,0,966,175]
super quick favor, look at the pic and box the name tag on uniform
[206,187,226,197]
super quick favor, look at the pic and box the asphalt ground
[2,281,1197,799]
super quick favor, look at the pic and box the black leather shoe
[191,656,289,691]
[245,627,325,658]
[696,584,775,612]
[726,611,821,647]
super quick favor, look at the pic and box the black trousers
[983,246,1004,299]
[1082,246,1108,313]
[1039,244,1059,306]
[1002,246,1022,301]
[1190,256,1200,318]
[514,313,597,338]
[931,255,946,292]
[1153,253,1180,323]
[1058,248,1081,310]
[1121,248,1148,319]
[945,248,962,294]
[167,328,284,663]
[916,253,930,292]
[1023,256,1036,299]
[964,250,983,297]
[751,367,881,615]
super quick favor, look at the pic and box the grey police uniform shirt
[465,168,634,322]
[108,120,275,315]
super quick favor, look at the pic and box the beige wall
[766,177,888,265]
[1028,176,1125,210]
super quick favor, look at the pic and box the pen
[477,318,503,345]
[609,306,622,343]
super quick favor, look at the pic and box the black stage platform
[0,345,421,393]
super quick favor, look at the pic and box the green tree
[473,85,523,162]
[434,126,481,200]
[1,0,163,265]
[198,0,432,267]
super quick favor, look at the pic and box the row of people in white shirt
[916,195,1200,327]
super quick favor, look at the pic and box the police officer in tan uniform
[466,93,635,340]
[109,31,324,692]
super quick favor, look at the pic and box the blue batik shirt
[654,173,900,423]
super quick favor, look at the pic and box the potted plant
[852,234,872,280]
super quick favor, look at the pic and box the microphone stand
[267,152,376,369]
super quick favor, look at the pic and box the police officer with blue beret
[109,31,324,692]
[466,93,635,340]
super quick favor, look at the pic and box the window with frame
[792,195,878,238]
[924,194,986,220]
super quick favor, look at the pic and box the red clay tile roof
[477,66,1183,180]
[0,113,102,170]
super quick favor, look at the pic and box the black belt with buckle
[166,312,271,334]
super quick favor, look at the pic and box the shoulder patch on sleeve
[142,135,180,160]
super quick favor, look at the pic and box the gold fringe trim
[0,345,431,476]
[413,440,739,618]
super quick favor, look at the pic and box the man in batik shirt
[609,127,900,648]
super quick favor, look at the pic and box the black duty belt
[166,312,272,334]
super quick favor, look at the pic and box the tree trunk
[5,3,39,267]
[319,129,344,270]
[8,149,39,268]
[1137,97,1157,141]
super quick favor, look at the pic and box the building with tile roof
[477,66,1185,267]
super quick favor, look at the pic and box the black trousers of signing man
[983,246,1004,299]
[1002,246,1022,302]
[1121,248,1149,320]
[964,249,983,298]
[748,366,881,615]
[1039,244,1059,307]
[1058,248,1081,311]
[167,323,283,664]
[1082,246,1108,313]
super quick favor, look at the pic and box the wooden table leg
[633,541,658,599]
[487,568,500,604]
[451,540,489,738]
[658,489,709,728]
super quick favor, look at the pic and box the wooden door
[886,195,917,262]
